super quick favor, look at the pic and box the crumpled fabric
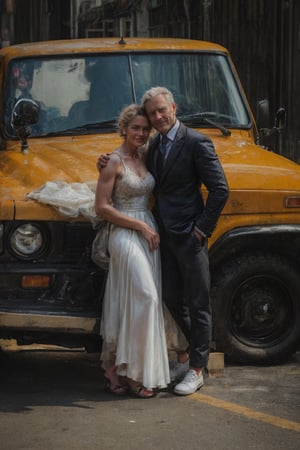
[26,180,101,227]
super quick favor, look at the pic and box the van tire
[211,252,300,364]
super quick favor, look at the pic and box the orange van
[1,38,299,363]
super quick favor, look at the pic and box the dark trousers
[160,231,212,369]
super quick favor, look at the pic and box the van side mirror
[11,99,39,152]
[257,99,270,130]
[274,108,286,130]
[257,99,286,153]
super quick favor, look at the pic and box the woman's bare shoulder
[107,151,122,166]
[104,151,123,177]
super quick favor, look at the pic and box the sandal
[104,379,128,396]
[127,381,155,399]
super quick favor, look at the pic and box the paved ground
[0,342,299,450]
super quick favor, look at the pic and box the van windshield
[3,53,250,137]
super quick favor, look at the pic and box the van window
[132,53,249,125]
[3,52,249,138]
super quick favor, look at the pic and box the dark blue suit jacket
[146,122,229,238]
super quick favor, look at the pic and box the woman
[95,104,185,398]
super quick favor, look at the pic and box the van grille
[63,223,96,259]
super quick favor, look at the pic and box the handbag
[91,221,111,270]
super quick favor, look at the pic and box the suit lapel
[160,123,186,182]
[147,124,186,183]
[147,134,161,179]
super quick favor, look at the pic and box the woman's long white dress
[26,159,187,389]
[100,157,185,389]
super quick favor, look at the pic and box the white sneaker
[174,369,204,395]
[169,359,189,382]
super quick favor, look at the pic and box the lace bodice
[112,160,155,212]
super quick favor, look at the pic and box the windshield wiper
[42,118,118,136]
[79,118,118,130]
[63,118,118,133]
[179,112,231,136]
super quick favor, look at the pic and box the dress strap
[114,150,133,176]
[113,150,127,171]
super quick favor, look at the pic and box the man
[98,87,229,395]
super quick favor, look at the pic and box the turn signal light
[21,275,50,288]
[285,196,300,207]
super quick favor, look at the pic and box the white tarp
[26,180,101,227]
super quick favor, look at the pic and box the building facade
[0,0,299,161]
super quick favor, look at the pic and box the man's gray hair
[141,86,175,107]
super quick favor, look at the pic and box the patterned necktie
[157,135,168,178]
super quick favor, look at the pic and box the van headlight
[10,224,44,257]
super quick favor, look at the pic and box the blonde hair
[117,104,149,136]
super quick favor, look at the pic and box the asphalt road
[0,344,299,450]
